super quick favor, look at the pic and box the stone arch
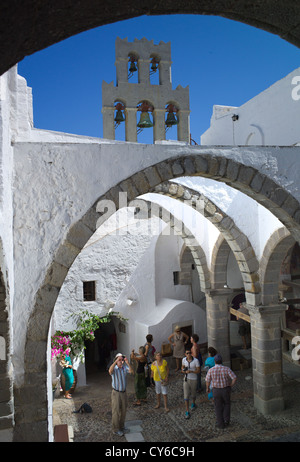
[18,192,211,440]
[101,153,300,244]
[1,1,300,77]
[134,197,211,293]
[153,180,260,305]
[18,153,300,440]
[260,227,295,305]
[211,234,231,289]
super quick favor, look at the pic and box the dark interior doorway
[230,293,246,320]
[180,324,193,350]
[84,319,117,375]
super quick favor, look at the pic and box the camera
[183,366,188,381]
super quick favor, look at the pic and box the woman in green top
[131,346,147,405]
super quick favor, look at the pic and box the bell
[165,112,178,127]
[129,61,137,73]
[114,110,125,123]
[137,112,153,128]
[151,61,158,72]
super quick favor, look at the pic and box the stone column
[125,108,137,142]
[248,303,287,415]
[153,109,165,142]
[138,59,150,85]
[205,289,233,366]
[159,60,172,87]
[102,106,115,140]
[115,58,128,85]
[178,110,190,143]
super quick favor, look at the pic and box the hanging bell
[137,112,153,128]
[165,112,178,127]
[129,60,137,74]
[114,109,125,124]
[151,60,158,72]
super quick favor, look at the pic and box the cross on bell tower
[102,37,190,143]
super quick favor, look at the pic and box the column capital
[205,288,234,298]
[246,303,287,318]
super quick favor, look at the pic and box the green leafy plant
[51,310,127,362]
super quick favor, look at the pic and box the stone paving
[53,358,300,443]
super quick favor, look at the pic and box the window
[173,271,179,285]
[83,281,96,301]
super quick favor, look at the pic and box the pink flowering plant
[51,310,126,361]
[51,332,72,360]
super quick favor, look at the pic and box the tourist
[60,353,74,399]
[204,346,217,400]
[205,353,237,429]
[151,352,170,412]
[130,346,147,405]
[181,349,200,419]
[144,334,156,387]
[168,326,189,371]
[108,352,133,437]
[190,333,203,392]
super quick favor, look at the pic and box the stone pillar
[115,58,128,85]
[248,304,287,415]
[102,106,115,140]
[153,109,165,142]
[159,60,172,87]
[138,59,150,85]
[125,108,137,142]
[178,110,190,143]
[205,289,233,366]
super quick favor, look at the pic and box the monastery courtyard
[53,356,300,444]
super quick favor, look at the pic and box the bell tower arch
[102,37,190,143]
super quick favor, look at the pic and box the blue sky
[18,14,300,144]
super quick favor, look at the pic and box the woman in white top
[181,349,200,419]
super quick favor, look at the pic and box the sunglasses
[186,352,192,355]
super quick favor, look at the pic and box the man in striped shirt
[205,353,237,429]
[109,353,133,436]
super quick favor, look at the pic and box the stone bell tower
[102,37,190,143]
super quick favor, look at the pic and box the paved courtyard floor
[53,355,300,444]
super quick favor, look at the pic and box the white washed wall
[201,67,300,147]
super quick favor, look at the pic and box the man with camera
[108,353,133,436]
[181,349,200,419]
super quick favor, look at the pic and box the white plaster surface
[11,127,300,385]
[173,177,283,260]
[201,67,300,147]
[1,63,300,390]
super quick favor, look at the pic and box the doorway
[179,324,193,350]
[84,319,117,376]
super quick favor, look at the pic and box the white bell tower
[102,37,190,143]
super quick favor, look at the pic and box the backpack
[73,402,93,414]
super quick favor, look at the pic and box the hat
[175,326,181,331]
[115,353,123,360]
[214,354,222,363]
